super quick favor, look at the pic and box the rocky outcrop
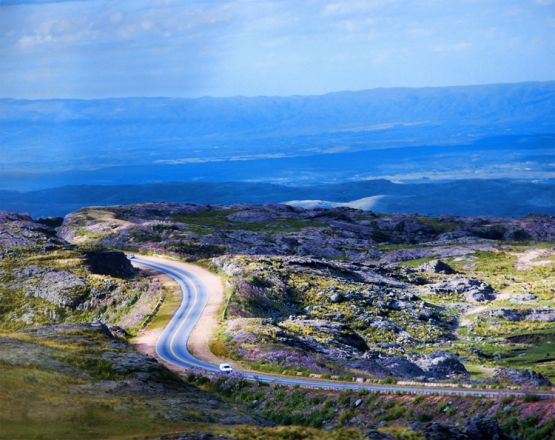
[364,430,396,440]
[428,276,497,302]
[374,355,426,379]
[8,323,257,427]
[418,259,457,274]
[353,350,468,380]
[411,416,510,440]
[279,318,369,358]
[0,211,64,250]
[464,416,509,440]
[159,434,233,440]
[488,308,555,322]
[416,422,468,440]
[14,265,87,307]
[493,367,553,387]
[85,250,136,278]
[509,292,538,304]
[60,204,555,262]
[414,351,468,379]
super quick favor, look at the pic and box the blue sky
[1,0,554,98]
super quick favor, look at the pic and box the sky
[0,0,554,98]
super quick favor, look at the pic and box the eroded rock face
[159,434,233,440]
[14,265,87,307]
[85,250,136,278]
[428,277,497,302]
[493,367,553,387]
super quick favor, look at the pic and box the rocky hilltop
[60,203,555,388]
[0,211,159,332]
[60,203,555,261]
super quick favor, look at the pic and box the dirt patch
[514,248,555,271]
[459,304,489,327]
[85,208,134,227]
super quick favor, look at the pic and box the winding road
[133,255,555,398]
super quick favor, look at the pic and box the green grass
[0,337,175,439]
[135,279,181,332]
[412,216,463,233]
[171,210,326,233]
[0,328,256,440]
[226,426,365,440]
[495,331,555,380]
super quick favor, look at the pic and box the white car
[219,363,233,373]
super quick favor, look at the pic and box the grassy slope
[0,326,249,440]
[410,245,555,381]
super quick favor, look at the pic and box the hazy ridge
[1,179,553,218]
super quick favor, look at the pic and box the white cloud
[323,0,393,17]
[18,33,52,48]
[433,41,471,53]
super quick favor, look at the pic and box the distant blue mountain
[1,81,554,179]
[1,179,553,218]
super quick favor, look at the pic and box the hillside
[61,203,555,385]
[1,205,555,438]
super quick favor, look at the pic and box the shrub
[415,412,434,423]
[523,393,541,403]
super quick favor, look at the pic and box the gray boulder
[85,250,136,278]
[464,417,509,440]
[429,276,496,302]
[509,292,537,304]
[493,367,552,387]
[377,355,426,379]
[330,292,345,303]
[418,259,457,275]
[414,351,468,379]
[488,308,555,322]
[420,422,468,440]
[364,430,396,440]
[369,317,403,333]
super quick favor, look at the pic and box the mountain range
[1,81,554,190]
[1,179,553,218]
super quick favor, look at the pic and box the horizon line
[1,79,554,102]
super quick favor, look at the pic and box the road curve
[133,255,555,398]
